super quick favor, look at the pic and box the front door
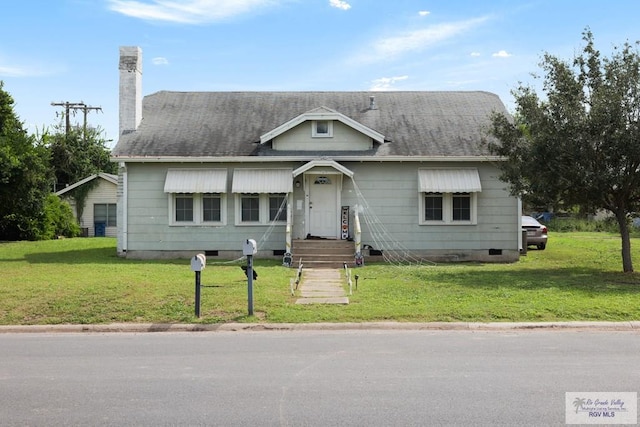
[308,174,338,238]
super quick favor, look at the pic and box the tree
[0,82,52,240]
[488,30,640,272]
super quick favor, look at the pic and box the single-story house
[55,172,118,237]
[111,46,521,263]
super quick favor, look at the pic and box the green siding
[120,161,518,257]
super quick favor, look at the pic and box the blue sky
[2,0,640,147]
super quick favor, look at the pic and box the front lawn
[1,233,639,324]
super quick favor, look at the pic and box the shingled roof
[111,91,507,159]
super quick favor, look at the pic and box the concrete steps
[291,239,355,269]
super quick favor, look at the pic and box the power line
[50,101,102,138]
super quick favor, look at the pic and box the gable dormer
[260,106,385,151]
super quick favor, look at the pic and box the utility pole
[51,101,102,139]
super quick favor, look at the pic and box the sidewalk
[295,268,349,305]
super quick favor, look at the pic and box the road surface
[0,329,638,426]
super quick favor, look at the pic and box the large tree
[0,82,51,240]
[488,30,640,272]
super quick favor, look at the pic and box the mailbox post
[243,239,257,316]
[190,253,206,317]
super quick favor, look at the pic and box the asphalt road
[0,329,638,426]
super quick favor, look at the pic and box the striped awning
[232,169,293,193]
[164,169,228,193]
[418,169,482,193]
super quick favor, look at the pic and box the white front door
[308,174,338,238]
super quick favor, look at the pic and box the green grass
[1,233,640,325]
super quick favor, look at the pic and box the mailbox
[243,239,257,256]
[190,253,206,272]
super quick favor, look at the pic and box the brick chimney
[119,46,142,135]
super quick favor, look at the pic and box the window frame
[452,192,472,221]
[419,192,477,225]
[202,193,223,223]
[240,193,261,223]
[168,193,227,226]
[94,203,117,227]
[312,120,333,138]
[235,193,288,226]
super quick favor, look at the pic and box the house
[111,46,521,264]
[55,172,118,237]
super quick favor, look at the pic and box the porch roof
[293,160,354,178]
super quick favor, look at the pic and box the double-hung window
[418,169,481,225]
[175,195,194,222]
[424,193,444,221]
[420,192,476,224]
[236,193,287,225]
[203,193,222,222]
[94,203,117,226]
[240,193,260,222]
[452,193,471,221]
[269,194,287,221]
[164,169,228,226]
[170,193,226,225]
[231,169,293,226]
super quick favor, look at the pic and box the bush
[545,216,640,236]
[37,194,80,239]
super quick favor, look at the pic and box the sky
[2,0,640,148]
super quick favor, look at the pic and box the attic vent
[369,95,377,110]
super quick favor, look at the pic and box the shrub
[38,194,80,239]
[545,216,640,236]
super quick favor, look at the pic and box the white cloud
[369,75,409,91]
[492,50,512,58]
[0,58,56,77]
[152,57,169,65]
[107,0,279,24]
[418,10,430,16]
[329,0,351,10]
[356,16,489,64]
[0,65,32,77]
[470,52,481,57]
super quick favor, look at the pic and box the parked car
[522,215,548,250]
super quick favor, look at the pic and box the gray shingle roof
[111,91,507,159]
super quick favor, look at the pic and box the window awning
[418,169,482,192]
[164,169,228,193]
[232,169,293,193]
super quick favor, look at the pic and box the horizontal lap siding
[122,161,517,254]
[125,163,290,252]
[342,162,518,251]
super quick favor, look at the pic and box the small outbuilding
[55,173,118,237]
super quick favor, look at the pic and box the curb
[0,321,639,334]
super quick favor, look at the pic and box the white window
[312,120,333,138]
[94,203,117,227]
[419,192,477,225]
[235,193,287,225]
[169,193,226,226]
[417,168,481,225]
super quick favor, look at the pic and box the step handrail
[354,208,363,266]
